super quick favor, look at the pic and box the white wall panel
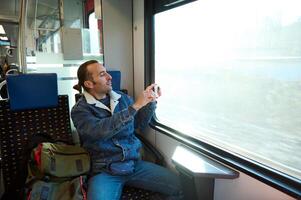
[133,0,145,98]
[215,172,295,200]
[102,0,133,96]
[154,131,296,200]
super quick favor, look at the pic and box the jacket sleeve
[71,101,137,142]
[134,101,157,131]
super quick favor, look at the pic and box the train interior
[0,0,300,199]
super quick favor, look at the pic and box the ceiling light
[0,25,6,34]
[0,36,8,41]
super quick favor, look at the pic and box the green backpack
[28,142,90,178]
[26,142,90,200]
[28,176,87,200]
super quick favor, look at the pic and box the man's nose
[106,73,112,80]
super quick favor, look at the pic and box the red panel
[85,0,94,13]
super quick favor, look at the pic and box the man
[71,60,183,199]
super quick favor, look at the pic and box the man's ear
[84,80,94,89]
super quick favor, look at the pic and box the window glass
[25,0,104,108]
[155,0,301,179]
[87,12,101,55]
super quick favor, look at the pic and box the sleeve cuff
[128,105,138,115]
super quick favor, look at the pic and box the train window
[84,12,102,56]
[24,0,104,107]
[154,0,301,180]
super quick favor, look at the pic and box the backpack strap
[80,176,87,200]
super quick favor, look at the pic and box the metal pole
[18,0,28,73]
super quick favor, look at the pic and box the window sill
[150,119,301,199]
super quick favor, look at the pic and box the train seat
[0,73,164,199]
[0,73,73,199]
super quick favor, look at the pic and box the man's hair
[77,60,99,91]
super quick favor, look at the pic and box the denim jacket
[71,90,156,174]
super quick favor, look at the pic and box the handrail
[0,80,7,100]
[0,69,20,100]
[6,69,18,75]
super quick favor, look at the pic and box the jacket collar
[83,90,121,114]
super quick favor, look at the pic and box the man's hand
[132,84,161,110]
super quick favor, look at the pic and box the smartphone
[153,85,159,98]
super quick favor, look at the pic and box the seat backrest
[0,73,73,198]
[6,73,58,110]
[108,71,121,91]
[108,70,128,94]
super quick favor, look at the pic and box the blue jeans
[88,160,184,200]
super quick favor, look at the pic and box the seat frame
[0,95,164,199]
[0,95,73,199]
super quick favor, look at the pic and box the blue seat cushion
[108,71,121,91]
[6,73,58,111]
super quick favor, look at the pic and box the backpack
[27,142,90,178]
[26,176,87,200]
[25,134,90,200]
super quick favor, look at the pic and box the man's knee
[88,173,123,200]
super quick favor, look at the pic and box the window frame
[144,0,301,198]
